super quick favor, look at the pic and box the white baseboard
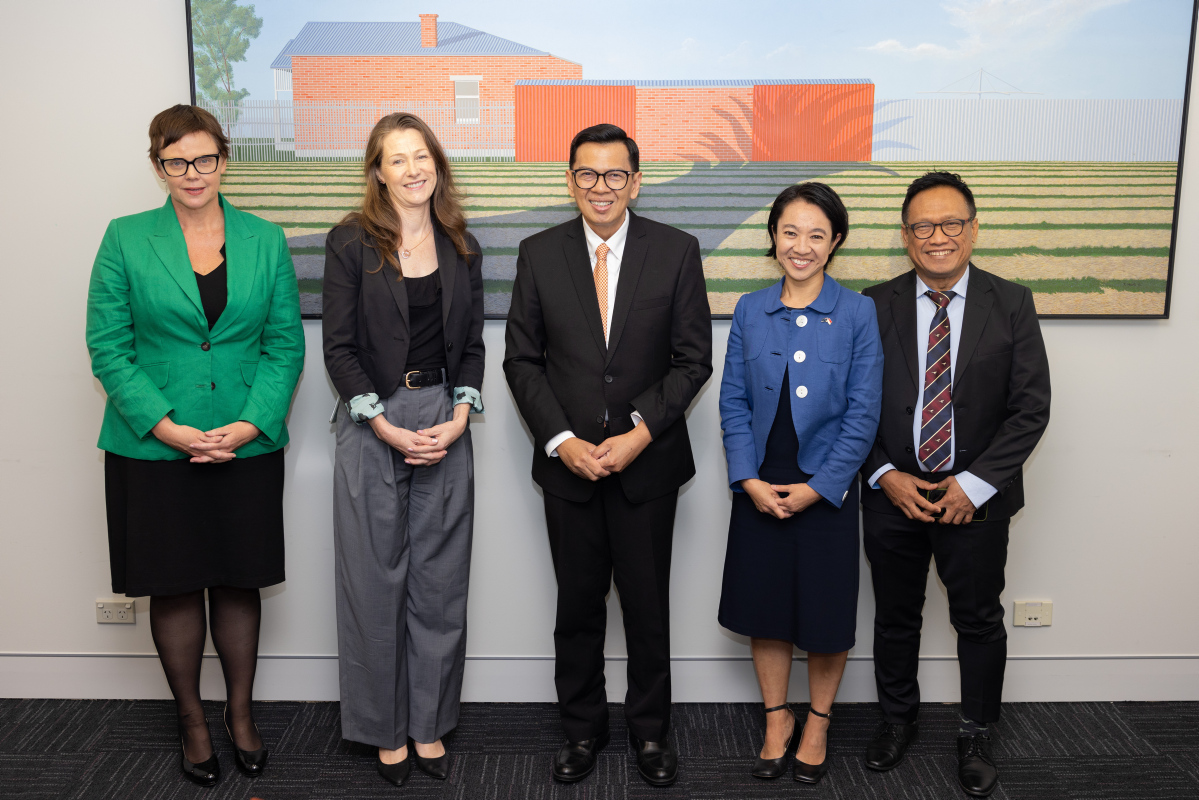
[2,654,1196,702]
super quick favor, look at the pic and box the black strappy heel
[794,706,832,784]
[752,703,799,779]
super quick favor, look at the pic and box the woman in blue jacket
[718,183,882,784]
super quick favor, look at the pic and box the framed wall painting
[186,0,1197,319]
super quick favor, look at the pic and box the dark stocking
[149,590,211,762]
[208,586,263,750]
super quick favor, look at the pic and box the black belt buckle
[403,369,443,389]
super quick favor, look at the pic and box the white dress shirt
[867,267,997,509]
[545,211,643,457]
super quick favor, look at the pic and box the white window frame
[451,76,481,125]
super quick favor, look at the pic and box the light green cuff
[347,392,384,424]
[452,386,484,414]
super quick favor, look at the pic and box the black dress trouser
[863,508,1010,724]
[544,478,678,743]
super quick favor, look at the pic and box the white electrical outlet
[96,599,136,624]
[1014,600,1052,627]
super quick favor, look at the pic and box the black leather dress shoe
[752,705,798,779]
[865,721,919,771]
[377,752,413,786]
[957,735,998,797]
[223,706,268,778]
[179,727,220,787]
[411,739,449,780]
[552,732,609,783]
[630,732,678,786]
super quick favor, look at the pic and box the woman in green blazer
[86,105,304,787]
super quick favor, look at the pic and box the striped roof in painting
[270,21,548,69]
[515,79,873,87]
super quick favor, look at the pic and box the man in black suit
[859,172,1051,797]
[503,124,712,786]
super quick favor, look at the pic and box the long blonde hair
[341,113,475,277]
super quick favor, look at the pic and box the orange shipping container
[752,82,875,162]
[515,83,637,162]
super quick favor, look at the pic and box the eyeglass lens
[911,219,966,239]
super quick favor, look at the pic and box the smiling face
[375,127,438,212]
[772,199,842,287]
[901,184,979,290]
[153,131,226,212]
[566,142,642,240]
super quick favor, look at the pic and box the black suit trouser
[544,478,677,743]
[863,509,1009,724]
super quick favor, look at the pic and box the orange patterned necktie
[594,243,610,339]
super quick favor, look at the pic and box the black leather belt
[403,368,445,389]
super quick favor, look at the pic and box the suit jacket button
[604,375,613,383]
[905,406,913,414]
[595,415,604,424]
[905,445,914,453]
[446,342,453,352]
[200,342,210,351]
[211,382,216,390]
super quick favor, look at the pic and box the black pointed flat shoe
[223,705,268,778]
[377,751,413,786]
[794,706,832,784]
[411,738,449,780]
[752,704,799,779]
[179,725,220,787]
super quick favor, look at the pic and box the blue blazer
[719,276,884,507]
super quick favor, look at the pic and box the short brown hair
[148,104,229,162]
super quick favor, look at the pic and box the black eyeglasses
[907,218,973,239]
[158,154,221,177]
[571,169,634,191]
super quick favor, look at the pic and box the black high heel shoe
[752,704,799,779]
[377,748,413,786]
[794,706,832,784]
[223,705,268,777]
[179,724,220,787]
[410,738,450,780]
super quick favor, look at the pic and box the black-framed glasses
[907,218,973,239]
[158,154,221,177]
[571,168,634,190]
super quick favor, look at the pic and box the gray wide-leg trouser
[333,384,474,749]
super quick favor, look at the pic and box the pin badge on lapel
[822,317,832,325]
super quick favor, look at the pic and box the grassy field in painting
[219,160,1174,317]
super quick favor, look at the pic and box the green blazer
[87,196,305,460]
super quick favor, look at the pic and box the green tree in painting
[192,0,262,105]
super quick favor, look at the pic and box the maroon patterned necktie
[919,290,956,472]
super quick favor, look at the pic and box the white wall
[1,1,1196,703]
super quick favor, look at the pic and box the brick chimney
[419,14,438,48]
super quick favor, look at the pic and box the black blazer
[860,265,1051,519]
[503,211,713,503]
[322,220,485,402]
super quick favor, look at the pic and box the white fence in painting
[199,100,515,161]
[872,99,1184,162]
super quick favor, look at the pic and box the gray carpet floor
[1,700,1196,799]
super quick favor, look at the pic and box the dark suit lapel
[209,198,256,339]
[434,225,456,327]
[954,265,994,385]
[147,199,206,324]
[604,212,647,365]
[374,244,410,330]
[890,272,920,390]
[563,217,607,357]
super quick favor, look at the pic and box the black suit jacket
[503,211,713,503]
[861,265,1051,518]
[322,220,485,401]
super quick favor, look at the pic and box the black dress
[104,249,286,597]
[717,365,860,652]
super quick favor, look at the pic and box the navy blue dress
[717,365,860,652]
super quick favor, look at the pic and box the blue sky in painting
[226,0,1193,102]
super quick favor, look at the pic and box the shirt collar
[582,210,630,261]
[763,273,842,314]
[915,265,970,300]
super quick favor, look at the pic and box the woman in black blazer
[321,113,484,787]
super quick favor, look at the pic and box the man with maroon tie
[859,172,1051,797]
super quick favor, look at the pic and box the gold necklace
[400,227,433,259]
